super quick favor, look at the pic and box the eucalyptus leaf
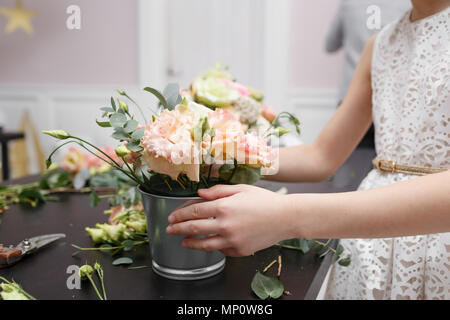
[219,165,261,185]
[251,271,284,300]
[110,113,128,128]
[127,141,143,152]
[163,83,180,100]
[112,127,130,141]
[100,107,115,113]
[163,83,182,110]
[144,87,167,109]
[122,240,135,252]
[112,257,133,266]
[110,97,117,111]
[124,119,139,133]
[100,244,113,253]
[338,257,351,266]
[96,120,112,128]
[131,128,145,141]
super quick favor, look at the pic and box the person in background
[325,0,411,149]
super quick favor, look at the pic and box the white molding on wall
[263,0,292,107]
[285,87,339,144]
[137,0,168,90]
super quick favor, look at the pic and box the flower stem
[0,276,36,300]
[87,275,103,300]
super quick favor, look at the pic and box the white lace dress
[324,7,450,300]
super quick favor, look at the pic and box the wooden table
[0,131,25,181]
[0,149,375,300]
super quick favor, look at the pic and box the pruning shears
[0,233,66,268]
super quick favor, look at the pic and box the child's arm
[167,169,450,257]
[268,35,376,183]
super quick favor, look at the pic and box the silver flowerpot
[139,187,226,280]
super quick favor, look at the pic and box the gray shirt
[326,0,411,101]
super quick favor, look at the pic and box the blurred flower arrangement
[43,66,300,198]
[0,145,133,213]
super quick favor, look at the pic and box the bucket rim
[138,185,201,201]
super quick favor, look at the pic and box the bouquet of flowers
[43,65,300,198]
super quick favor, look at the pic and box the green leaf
[122,240,135,252]
[100,107,115,113]
[144,87,167,110]
[163,83,182,110]
[124,120,139,133]
[110,113,128,128]
[131,128,145,141]
[110,97,117,111]
[100,244,113,253]
[338,257,351,267]
[89,189,101,208]
[332,244,345,263]
[17,189,45,208]
[163,83,180,100]
[251,271,284,300]
[96,120,112,128]
[112,257,133,266]
[112,127,130,141]
[219,165,261,185]
[126,141,143,153]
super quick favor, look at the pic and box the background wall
[290,0,343,90]
[0,0,345,177]
[0,0,138,85]
[287,0,343,145]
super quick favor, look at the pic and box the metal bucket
[139,187,226,280]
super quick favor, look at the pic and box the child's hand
[167,184,293,257]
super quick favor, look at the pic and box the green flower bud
[94,262,101,272]
[115,145,131,158]
[273,127,291,137]
[85,227,108,244]
[116,89,126,96]
[42,130,70,140]
[126,220,147,233]
[96,223,126,242]
[79,264,94,280]
[117,99,129,113]
[0,283,29,300]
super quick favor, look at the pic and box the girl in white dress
[166,0,450,300]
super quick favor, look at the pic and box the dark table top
[0,149,375,300]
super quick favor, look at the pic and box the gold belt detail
[372,157,447,176]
